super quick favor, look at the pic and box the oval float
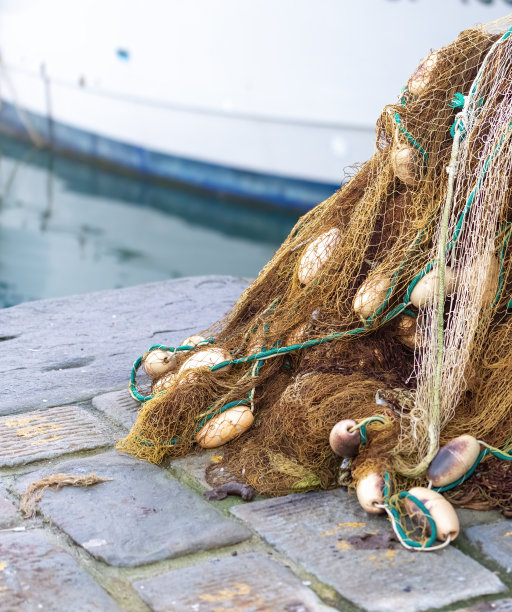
[180,334,206,347]
[143,349,177,379]
[179,348,232,375]
[329,419,360,458]
[353,275,391,321]
[408,52,439,97]
[298,228,342,285]
[196,405,254,448]
[394,314,420,350]
[392,145,419,187]
[427,435,481,487]
[406,487,459,542]
[152,371,177,394]
[409,266,455,308]
[356,473,385,514]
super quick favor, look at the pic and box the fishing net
[118,17,512,546]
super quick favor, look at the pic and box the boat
[0,0,509,209]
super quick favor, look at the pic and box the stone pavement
[0,275,511,612]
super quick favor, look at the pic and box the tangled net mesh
[118,17,512,516]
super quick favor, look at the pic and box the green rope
[382,473,438,548]
[393,112,429,160]
[357,415,389,446]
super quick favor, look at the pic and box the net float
[405,487,459,542]
[427,434,481,487]
[180,334,206,347]
[409,266,455,308]
[463,253,499,309]
[353,274,391,320]
[391,144,419,187]
[143,349,177,379]
[179,347,232,375]
[285,322,308,349]
[408,51,439,97]
[297,228,342,285]
[329,419,360,458]
[356,473,386,514]
[394,314,419,350]
[152,371,176,394]
[196,405,254,448]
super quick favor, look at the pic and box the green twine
[358,415,389,446]
[382,473,438,548]
[393,112,429,160]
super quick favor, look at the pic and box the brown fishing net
[118,17,512,517]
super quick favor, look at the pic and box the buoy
[353,275,391,320]
[356,473,385,514]
[462,253,499,309]
[409,266,455,308]
[298,228,342,285]
[143,349,177,379]
[179,348,232,375]
[392,144,419,186]
[394,314,419,350]
[427,434,481,487]
[196,405,254,448]
[405,487,459,542]
[329,419,360,458]
[180,334,206,347]
[152,372,176,394]
[285,322,308,348]
[408,52,439,97]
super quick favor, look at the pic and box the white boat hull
[0,0,509,207]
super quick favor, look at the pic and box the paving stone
[0,275,249,414]
[133,552,336,612]
[232,489,505,612]
[457,599,512,612]
[466,520,512,571]
[14,451,251,567]
[92,388,140,430]
[172,449,223,489]
[0,485,19,528]
[457,508,504,530]
[0,406,113,466]
[0,529,121,611]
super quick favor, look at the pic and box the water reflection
[0,134,300,308]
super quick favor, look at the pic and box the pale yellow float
[408,52,439,96]
[297,228,342,285]
[178,347,232,375]
[143,349,177,379]
[427,434,481,487]
[152,372,177,394]
[180,334,206,347]
[405,487,460,542]
[463,253,499,309]
[353,275,391,321]
[356,473,385,514]
[395,314,421,350]
[391,144,419,187]
[196,405,254,448]
[409,266,455,308]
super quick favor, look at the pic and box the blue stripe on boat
[0,100,339,210]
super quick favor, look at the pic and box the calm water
[0,134,299,308]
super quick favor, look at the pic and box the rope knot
[448,92,466,109]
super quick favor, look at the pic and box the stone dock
[0,275,511,612]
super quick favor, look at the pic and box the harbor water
[0,134,300,308]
